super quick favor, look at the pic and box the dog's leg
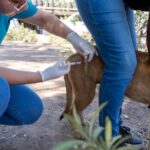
[73,79,97,118]
[63,70,97,121]
[60,74,73,120]
[62,54,102,120]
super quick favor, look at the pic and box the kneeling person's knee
[0,77,10,116]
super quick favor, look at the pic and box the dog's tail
[60,74,73,120]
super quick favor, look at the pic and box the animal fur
[61,51,150,119]
[61,13,150,119]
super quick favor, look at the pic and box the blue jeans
[75,0,137,136]
[0,76,43,125]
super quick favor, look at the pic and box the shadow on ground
[0,42,149,150]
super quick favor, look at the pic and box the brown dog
[61,13,150,119]
[61,51,150,118]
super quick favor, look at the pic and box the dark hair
[124,0,150,11]
[11,0,21,3]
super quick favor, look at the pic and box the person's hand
[38,60,70,81]
[67,32,96,62]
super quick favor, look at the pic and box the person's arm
[21,10,96,61]
[0,67,41,84]
[21,9,72,39]
[0,60,70,84]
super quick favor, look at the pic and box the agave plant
[52,103,136,150]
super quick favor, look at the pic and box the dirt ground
[0,41,149,150]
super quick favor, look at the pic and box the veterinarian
[0,0,95,125]
[75,0,149,148]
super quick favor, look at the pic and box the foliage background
[5,9,149,51]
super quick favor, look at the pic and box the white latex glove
[38,60,70,81]
[67,32,96,62]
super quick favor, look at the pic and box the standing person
[0,0,95,125]
[75,0,145,148]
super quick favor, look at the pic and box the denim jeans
[0,76,43,125]
[75,0,137,136]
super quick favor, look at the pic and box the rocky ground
[0,42,149,150]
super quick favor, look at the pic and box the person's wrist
[37,71,45,82]
[66,31,79,42]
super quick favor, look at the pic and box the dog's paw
[59,113,64,120]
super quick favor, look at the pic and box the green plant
[135,11,148,50]
[5,24,37,43]
[52,103,136,150]
[80,11,148,50]
[48,34,69,45]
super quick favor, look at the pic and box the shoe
[120,126,145,149]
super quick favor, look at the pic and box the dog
[61,49,150,117]
[62,7,150,149]
[61,12,150,119]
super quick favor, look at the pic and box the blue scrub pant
[75,0,137,136]
[0,76,43,125]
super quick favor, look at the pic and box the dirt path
[0,42,149,150]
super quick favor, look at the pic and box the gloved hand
[67,32,96,62]
[38,60,70,82]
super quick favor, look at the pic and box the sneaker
[120,126,145,149]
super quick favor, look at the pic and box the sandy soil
[0,42,149,150]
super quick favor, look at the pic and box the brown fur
[61,51,150,118]
[62,12,150,149]
[61,12,150,118]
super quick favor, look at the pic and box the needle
[70,61,81,66]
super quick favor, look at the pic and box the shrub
[135,11,149,50]
[52,103,136,150]
[5,24,37,43]
[76,11,149,50]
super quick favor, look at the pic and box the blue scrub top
[0,1,38,44]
